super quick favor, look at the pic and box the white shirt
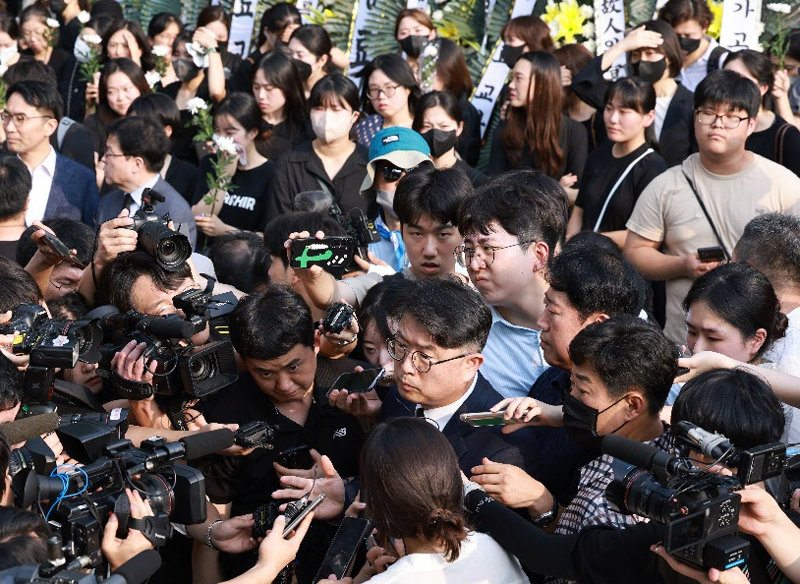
[127,173,161,215]
[418,374,478,430]
[763,307,800,442]
[25,147,57,226]
[654,94,673,140]
[678,36,727,93]
[365,531,530,584]
[480,306,549,398]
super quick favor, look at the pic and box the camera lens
[189,355,217,381]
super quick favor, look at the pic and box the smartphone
[697,246,725,263]
[326,368,385,398]
[283,493,325,537]
[460,411,516,427]
[41,232,85,269]
[675,345,692,377]
[289,237,354,271]
[276,444,314,469]
[313,516,373,581]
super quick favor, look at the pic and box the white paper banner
[406,0,428,10]
[346,0,373,78]
[594,0,626,81]
[296,0,322,17]
[225,0,257,58]
[510,0,536,17]
[719,0,763,52]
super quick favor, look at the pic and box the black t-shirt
[576,142,667,233]
[192,155,275,236]
[0,239,19,261]
[160,80,212,164]
[164,155,201,203]
[746,114,800,177]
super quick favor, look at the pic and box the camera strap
[681,170,731,262]
[128,514,173,547]
[110,371,155,400]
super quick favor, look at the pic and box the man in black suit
[378,277,523,472]
[96,117,196,247]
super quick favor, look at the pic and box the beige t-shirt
[627,152,800,343]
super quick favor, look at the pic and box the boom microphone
[180,428,234,460]
[0,412,59,445]
[601,433,686,476]
[675,421,733,461]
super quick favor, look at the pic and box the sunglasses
[378,162,406,183]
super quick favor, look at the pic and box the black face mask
[50,0,66,14]
[173,58,201,83]
[399,35,427,59]
[679,37,701,54]
[562,392,630,450]
[500,44,525,68]
[422,128,457,158]
[292,58,312,81]
[632,58,667,84]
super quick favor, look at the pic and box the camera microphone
[0,412,59,445]
[179,428,234,460]
[675,421,733,461]
[601,433,685,476]
[107,550,162,584]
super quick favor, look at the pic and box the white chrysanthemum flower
[580,4,594,18]
[423,43,439,57]
[583,39,596,53]
[77,10,90,23]
[186,97,208,115]
[583,22,594,37]
[766,3,791,13]
[431,9,444,20]
[83,33,102,45]
[145,70,162,88]
[152,44,170,57]
[548,20,561,38]
[214,135,237,155]
[46,18,60,28]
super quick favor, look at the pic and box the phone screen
[328,369,384,395]
[313,516,372,581]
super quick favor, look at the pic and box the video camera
[12,428,232,567]
[603,422,788,571]
[328,201,380,261]
[121,188,192,272]
[0,549,161,584]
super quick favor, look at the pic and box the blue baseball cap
[360,127,432,194]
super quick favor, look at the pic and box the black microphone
[675,421,733,460]
[107,550,162,584]
[601,433,684,475]
[180,428,234,460]
[142,315,198,339]
[0,412,59,445]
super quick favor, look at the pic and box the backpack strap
[707,46,729,74]
[56,117,75,151]
[774,122,792,166]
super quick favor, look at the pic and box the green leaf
[141,0,182,29]
[625,0,657,27]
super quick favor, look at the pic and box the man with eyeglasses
[625,69,800,343]
[360,127,433,271]
[2,81,98,227]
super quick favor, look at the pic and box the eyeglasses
[386,337,474,374]
[0,111,51,126]
[695,110,750,129]
[367,84,400,100]
[102,148,128,159]
[454,240,534,267]
[49,279,79,292]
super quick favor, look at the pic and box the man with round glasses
[625,69,800,343]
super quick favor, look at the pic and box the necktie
[122,193,135,214]
[415,407,425,418]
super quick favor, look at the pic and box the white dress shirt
[25,147,57,226]
[127,173,162,215]
[418,374,478,430]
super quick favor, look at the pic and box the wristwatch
[531,498,559,528]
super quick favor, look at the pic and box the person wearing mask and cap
[361,126,433,272]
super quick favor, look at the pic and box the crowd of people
[0,0,799,583]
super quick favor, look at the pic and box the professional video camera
[0,549,161,584]
[13,428,233,567]
[603,422,788,571]
[777,445,800,510]
[328,201,380,261]
[121,188,192,272]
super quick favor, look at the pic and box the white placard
[594,0,627,81]
[226,0,257,58]
[470,40,509,138]
[406,0,428,9]
[296,0,322,17]
[346,0,372,78]
[510,0,536,17]
[719,0,763,52]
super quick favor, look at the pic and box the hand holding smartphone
[326,368,384,398]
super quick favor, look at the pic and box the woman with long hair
[251,50,311,159]
[196,4,241,81]
[571,19,694,167]
[488,51,587,200]
[725,50,800,176]
[355,54,421,148]
[566,78,667,247]
[394,8,436,74]
[147,12,183,86]
[288,25,333,98]
[18,5,73,98]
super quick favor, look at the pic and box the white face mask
[376,189,398,220]
[310,110,354,144]
[73,36,91,63]
[0,43,17,65]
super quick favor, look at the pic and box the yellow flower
[542,0,588,45]
[707,0,723,39]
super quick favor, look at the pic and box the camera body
[328,201,380,261]
[321,302,355,334]
[234,421,277,449]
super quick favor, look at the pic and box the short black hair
[458,170,568,262]
[569,316,677,416]
[734,212,800,291]
[672,369,785,448]
[0,157,31,221]
[0,257,43,311]
[0,506,50,569]
[107,116,170,173]
[46,291,90,320]
[229,285,315,360]
[357,274,413,339]
[208,232,269,293]
[394,165,473,227]
[127,92,182,135]
[263,212,346,268]
[389,277,492,351]
[0,352,21,413]
[6,80,63,120]
[694,69,761,119]
[548,245,644,320]
[683,263,786,360]
[16,218,95,268]
[3,57,57,87]
[98,251,192,313]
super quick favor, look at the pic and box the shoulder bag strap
[774,122,791,166]
[592,148,653,232]
[681,169,731,261]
